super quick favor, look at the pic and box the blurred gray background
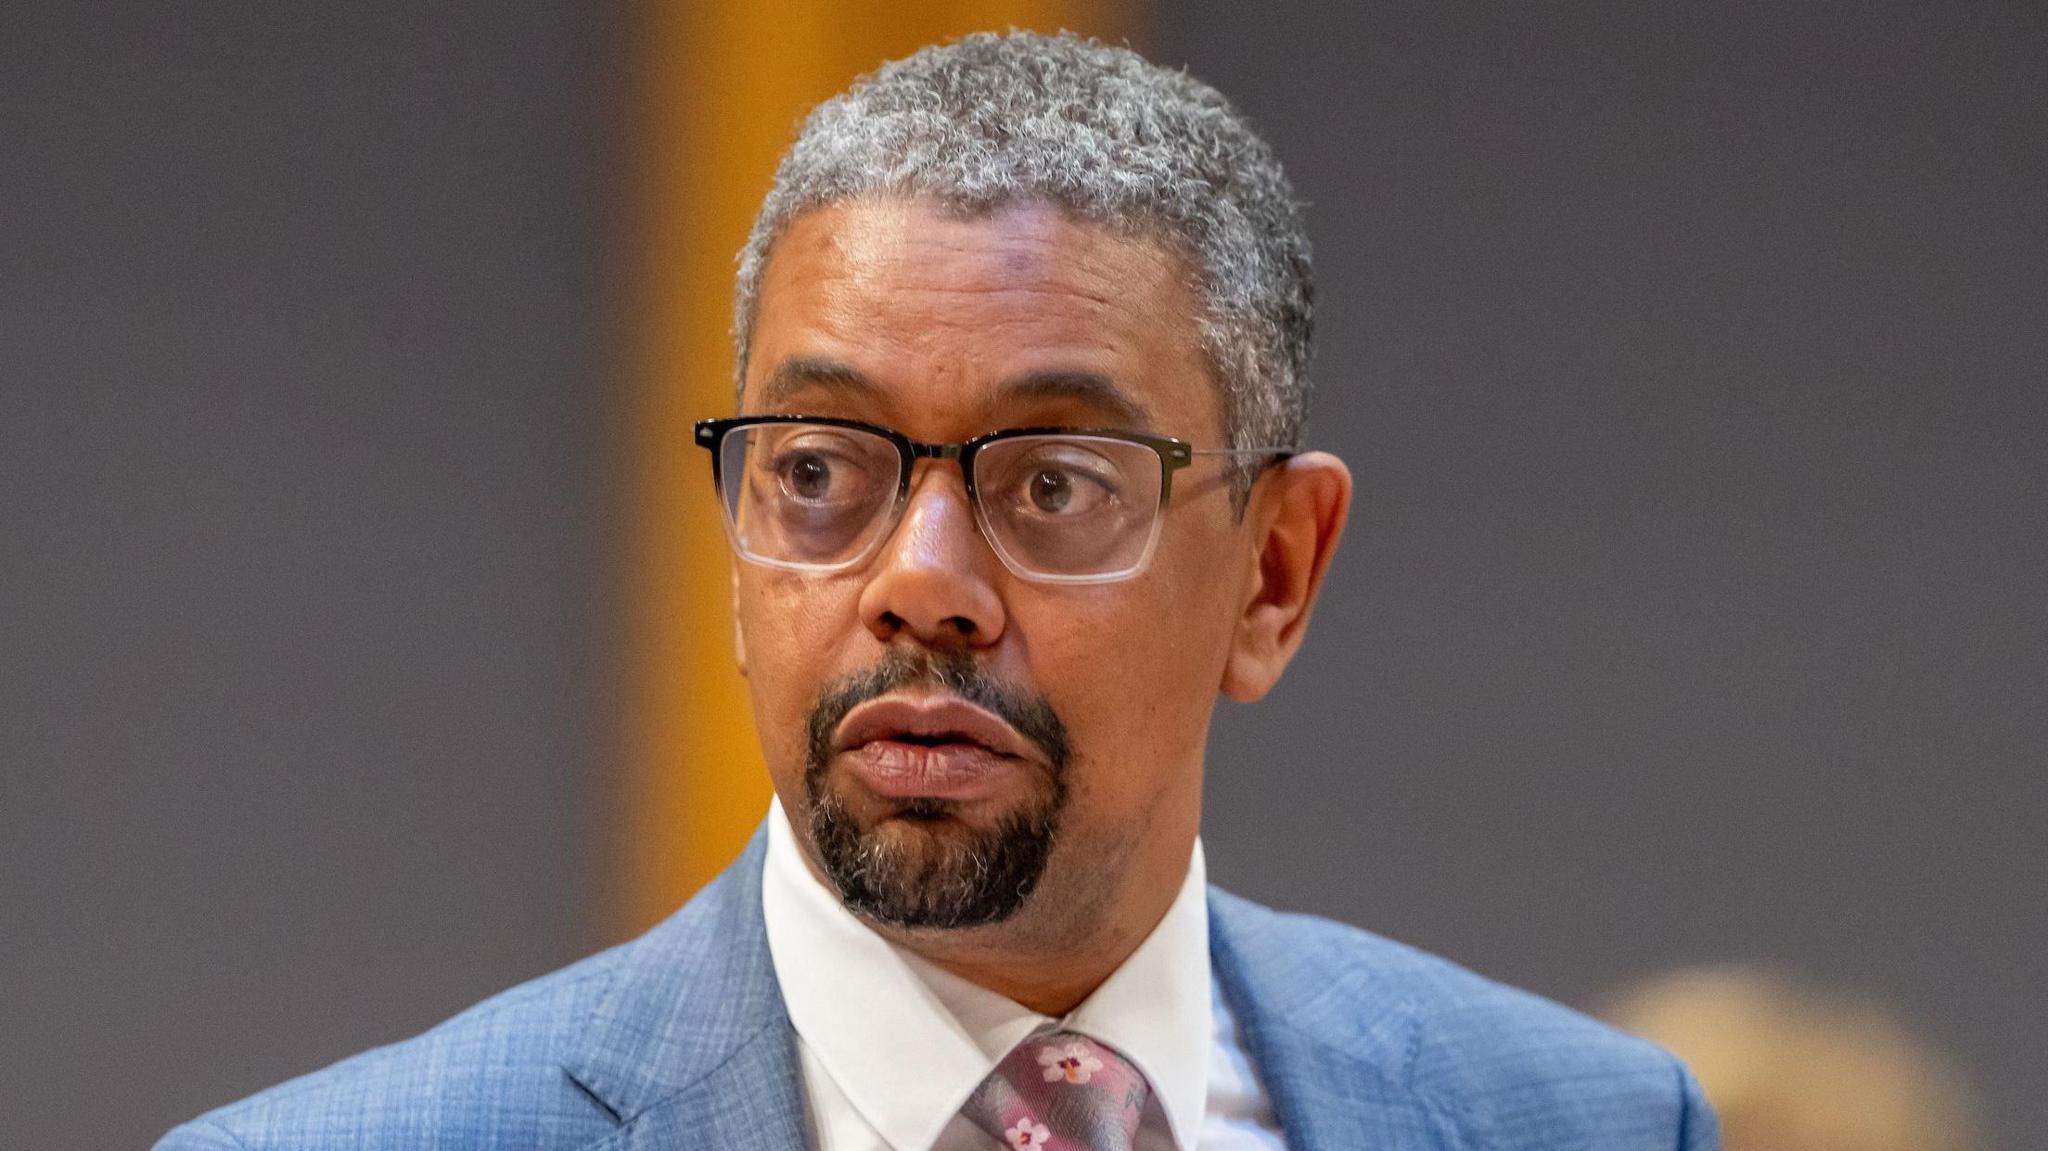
[3,3,2041,1147]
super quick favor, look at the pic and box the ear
[730,560,749,677]
[1220,451,1352,702]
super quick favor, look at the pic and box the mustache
[804,648,1071,776]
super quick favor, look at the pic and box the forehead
[745,197,1219,439]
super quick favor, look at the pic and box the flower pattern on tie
[1005,1119,1052,1149]
[961,1031,1151,1151]
[1037,1041,1104,1085]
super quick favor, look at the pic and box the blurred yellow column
[625,0,1143,931]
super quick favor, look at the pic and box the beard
[802,647,1072,930]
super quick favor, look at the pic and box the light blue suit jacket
[159,833,1717,1150]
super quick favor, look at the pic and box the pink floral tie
[960,1031,1151,1151]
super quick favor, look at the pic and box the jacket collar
[1208,888,1442,1151]
[562,829,808,1150]
[562,830,1442,1151]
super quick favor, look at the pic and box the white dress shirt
[762,799,1285,1151]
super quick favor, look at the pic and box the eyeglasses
[694,415,1292,584]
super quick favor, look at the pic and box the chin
[803,775,1063,931]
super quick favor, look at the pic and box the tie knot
[962,1031,1151,1151]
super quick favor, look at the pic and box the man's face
[735,197,1258,941]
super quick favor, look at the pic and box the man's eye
[1013,461,1117,517]
[783,453,834,500]
[772,449,867,504]
[1028,468,1073,513]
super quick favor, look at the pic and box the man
[161,31,1716,1151]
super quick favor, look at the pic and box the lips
[832,694,1038,801]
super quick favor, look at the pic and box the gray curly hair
[734,30,1315,491]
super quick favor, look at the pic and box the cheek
[1021,576,1233,806]
[736,577,861,774]
[1114,519,1246,669]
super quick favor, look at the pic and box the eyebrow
[755,358,883,410]
[753,358,1152,429]
[997,370,1152,430]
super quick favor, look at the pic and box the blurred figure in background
[1605,966,1986,1151]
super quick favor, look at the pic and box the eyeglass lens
[717,422,1165,579]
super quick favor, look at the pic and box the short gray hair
[735,30,1315,475]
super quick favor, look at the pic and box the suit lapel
[563,837,1455,1150]
[1209,889,1444,1151]
[565,830,809,1150]
[583,1024,807,1151]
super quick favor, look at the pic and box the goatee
[802,648,1071,930]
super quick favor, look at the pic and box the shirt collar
[760,798,1213,1151]
[1064,833,1214,1151]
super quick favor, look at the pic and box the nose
[858,464,1007,649]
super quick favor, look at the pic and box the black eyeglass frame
[693,414,1292,584]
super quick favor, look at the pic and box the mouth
[831,693,1039,803]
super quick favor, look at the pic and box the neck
[907,935,1144,1017]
